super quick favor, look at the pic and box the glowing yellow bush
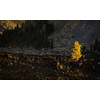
[71,41,82,60]
[0,20,26,30]
[0,20,27,35]
[0,32,3,35]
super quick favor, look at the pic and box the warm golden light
[0,32,3,35]
[71,41,82,60]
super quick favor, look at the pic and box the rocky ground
[0,51,100,80]
[1,20,100,80]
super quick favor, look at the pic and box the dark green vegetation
[90,38,100,52]
[0,20,54,49]
[82,45,86,52]
[82,38,100,52]
[93,38,100,52]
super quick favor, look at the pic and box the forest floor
[0,51,100,80]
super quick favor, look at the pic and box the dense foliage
[93,38,100,52]
[71,41,82,60]
[82,38,100,52]
[0,20,54,49]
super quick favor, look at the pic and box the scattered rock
[0,51,100,80]
[60,65,63,69]
[98,62,100,64]
[57,61,60,70]
[79,62,82,67]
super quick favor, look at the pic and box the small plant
[71,41,82,60]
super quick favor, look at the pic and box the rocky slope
[47,20,100,55]
[0,20,100,56]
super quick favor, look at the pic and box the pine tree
[97,41,100,52]
[51,38,53,49]
[17,23,19,29]
[46,23,54,36]
[95,38,98,47]
[25,26,28,33]
[83,45,86,52]
[93,44,96,51]
[29,25,34,33]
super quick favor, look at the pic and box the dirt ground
[0,51,100,80]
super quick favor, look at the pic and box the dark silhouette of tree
[0,20,54,49]
[83,45,86,52]
[90,45,92,51]
[50,38,53,49]
[46,23,54,36]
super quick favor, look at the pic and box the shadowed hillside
[0,20,54,49]
[0,20,100,56]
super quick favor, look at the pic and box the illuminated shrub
[71,41,82,60]
[0,32,3,35]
